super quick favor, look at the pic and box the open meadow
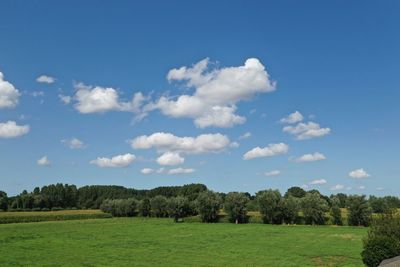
[0,217,367,267]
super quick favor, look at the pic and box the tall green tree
[301,192,328,225]
[0,191,8,211]
[256,189,282,224]
[330,197,343,225]
[150,195,169,217]
[281,195,299,224]
[196,190,221,223]
[224,192,249,224]
[168,196,190,222]
[348,195,371,226]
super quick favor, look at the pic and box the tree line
[2,184,400,227]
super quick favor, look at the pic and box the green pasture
[0,217,367,266]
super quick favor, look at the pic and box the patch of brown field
[331,233,360,241]
[312,256,349,267]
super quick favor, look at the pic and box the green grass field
[0,217,367,266]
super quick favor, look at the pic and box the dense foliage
[362,212,400,267]
[224,192,249,223]
[196,190,222,223]
[2,184,399,227]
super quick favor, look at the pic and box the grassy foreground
[0,217,366,266]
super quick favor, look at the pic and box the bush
[256,189,282,224]
[51,207,64,211]
[362,212,400,266]
[224,192,249,224]
[348,195,371,226]
[196,190,221,223]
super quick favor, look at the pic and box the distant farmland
[0,217,367,266]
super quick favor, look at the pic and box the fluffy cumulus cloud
[0,121,30,138]
[264,170,281,177]
[141,168,154,174]
[294,152,326,162]
[131,132,230,155]
[0,72,20,109]
[37,156,51,166]
[243,143,289,160]
[280,111,303,124]
[283,122,331,140]
[90,153,136,168]
[144,58,275,128]
[330,184,344,191]
[310,179,327,185]
[36,75,55,84]
[62,138,85,149]
[156,152,184,166]
[349,168,370,179]
[168,167,195,174]
[73,83,146,114]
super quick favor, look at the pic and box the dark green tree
[196,190,221,223]
[284,186,306,198]
[150,195,169,217]
[168,196,190,222]
[256,189,282,224]
[138,198,151,217]
[224,192,249,224]
[301,192,328,225]
[330,197,343,225]
[281,195,299,224]
[348,195,372,226]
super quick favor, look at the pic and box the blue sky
[0,0,399,196]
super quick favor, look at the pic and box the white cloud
[349,168,370,179]
[146,58,275,128]
[0,121,30,138]
[62,138,85,149]
[239,132,251,140]
[36,75,55,84]
[90,153,136,168]
[156,152,184,166]
[283,122,331,140]
[280,111,303,124]
[37,156,51,166]
[310,179,327,185]
[168,168,195,174]
[31,91,44,97]
[131,132,230,155]
[230,141,240,148]
[0,72,20,109]
[156,167,165,174]
[294,152,326,162]
[358,185,366,190]
[59,94,71,104]
[376,187,384,191]
[330,184,344,191]
[264,170,281,177]
[141,168,154,174]
[243,143,289,160]
[73,82,146,114]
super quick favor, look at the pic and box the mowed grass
[0,217,367,266]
